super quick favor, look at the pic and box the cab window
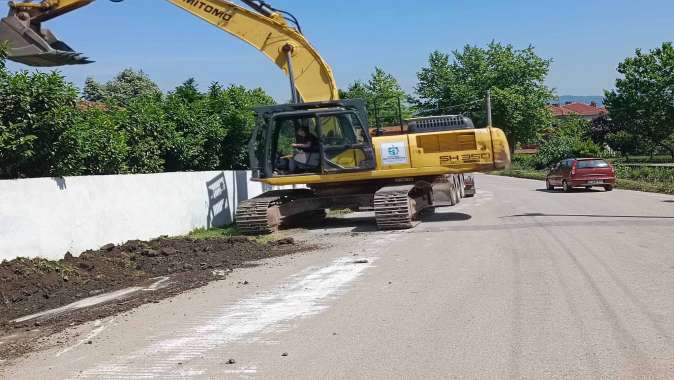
[270,115,321,175]
[319,112,373,171]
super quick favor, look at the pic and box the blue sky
[2,0,673,101]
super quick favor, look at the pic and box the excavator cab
[249,99,376,179]
[0,4,93,67]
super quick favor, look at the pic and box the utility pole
[486,89,493,126]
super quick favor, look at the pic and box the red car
[546,158,616,192]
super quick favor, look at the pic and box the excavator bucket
[0,12,92,66]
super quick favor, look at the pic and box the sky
[2,0,673,102]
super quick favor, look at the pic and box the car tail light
[571,161,577,175]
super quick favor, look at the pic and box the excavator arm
[0,0,339,102]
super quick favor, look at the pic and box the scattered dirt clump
[0,235,311,360]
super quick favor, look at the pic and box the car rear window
[577,159,609,168]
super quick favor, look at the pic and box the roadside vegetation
[186,225,284,244]
[0,48,274,179]
[187,225,241,239]
[2,41,673,182]
[495,153,674,195]
[612,156,673,164]
[492,42,674,195]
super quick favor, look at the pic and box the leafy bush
[536,117,602,168]
[0,67,79,178]
[611,155,673,164]
[83,68,162,106]
[0,51,274,179]
[53,108,129,176]
[613,164,674,183]
[511,154,537,170]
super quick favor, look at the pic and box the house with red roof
[548,101,607,121]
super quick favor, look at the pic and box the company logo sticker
[381,142,408,165]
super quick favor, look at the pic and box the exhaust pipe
[0,9,92,66]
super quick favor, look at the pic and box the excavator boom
[0,0,339,102]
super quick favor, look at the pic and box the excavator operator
[289,125,320,172]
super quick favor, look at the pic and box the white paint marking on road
[14,289,141,323]
[56,318,115,357]
[211,269,227,277]
[175,368,206,377]
[223,366,258,374]
[144,276,170,291]
[75,233,401,379]
[13,276,170,323]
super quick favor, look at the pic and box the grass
[10,257,80,279]
[493,168,674,195]
[493,168,547,181]
[327,208,352,217]
[186,224,280,244]
[610,155,673,164]
[614,178,674,195]
[187,225,241,239]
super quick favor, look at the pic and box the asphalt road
[3,174,674,379]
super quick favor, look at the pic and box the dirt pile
[0,235,310,360]
[0,236,303,324]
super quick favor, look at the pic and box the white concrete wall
[0,171,269,261]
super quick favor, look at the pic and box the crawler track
[373,190,417,230]
[235,197,281,234]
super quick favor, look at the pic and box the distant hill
[553,95,604,106]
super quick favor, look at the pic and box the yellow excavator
[1,0,511,233]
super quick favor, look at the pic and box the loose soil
[0,235,310,361]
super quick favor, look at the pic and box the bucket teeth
[9,49,93,67]
[0,15,92,67]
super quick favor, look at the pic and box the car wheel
[546,179,554,190]
[604,185,614,191]
[562,180,572,192]
[585,186,591,190]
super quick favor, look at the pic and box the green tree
[82,68,161,106]
[604,42,674,161]
[0,50,276,177]
[415,42,555,151]
[112,96,175,173]
[590,115,643,159]
[340,67,411,128]
[536,117,601,168]
[205,83,275,169]
[0,53,80,178]
[53,109,129,176]
[164,79,222,171]
[172,78,202,104]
